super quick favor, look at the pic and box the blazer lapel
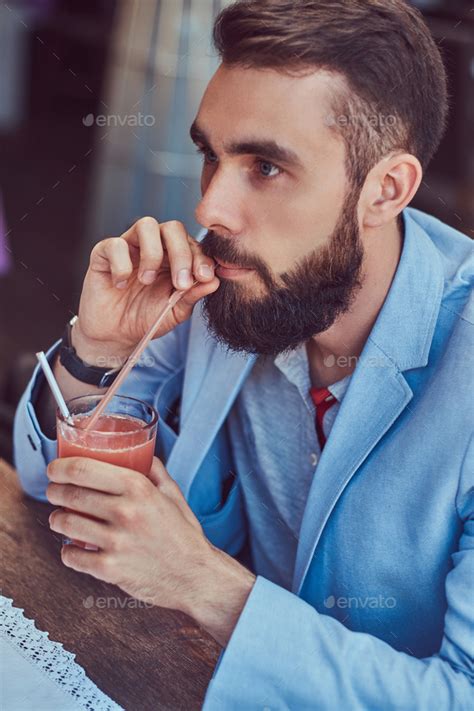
[292,351,413,592]
[166,310,257,496]
[293,208,446,593]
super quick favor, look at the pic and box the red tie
[309,387,338,450]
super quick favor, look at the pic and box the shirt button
[310,452,319,467]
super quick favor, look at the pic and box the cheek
[252,177,347,274]
[262,241,299,276]
[245,198,319,275]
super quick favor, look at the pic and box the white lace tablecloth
[0,595,124,710]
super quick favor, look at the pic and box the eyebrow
[189,120,303,169]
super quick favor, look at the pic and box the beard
[199,187,364,357]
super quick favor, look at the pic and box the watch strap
[59,316,122,388]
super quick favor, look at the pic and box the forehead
[196,64,341,160]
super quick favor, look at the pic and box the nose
[194,167,245,236]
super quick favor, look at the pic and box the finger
[49,508,110,549]
[47,457,134,495]
[61,546,116,584]
[148,457,184,499]
[172,276,221,322]
[47,482,115,521]
[159,221,196,291]
[90,237,135,289]
[187,237,217,284]
[148,458,201,529]
[120,217,164,286]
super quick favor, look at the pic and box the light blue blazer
[14,208,474,709]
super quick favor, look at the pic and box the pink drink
[57,413,156,474]
[56,395,158,548]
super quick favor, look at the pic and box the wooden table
[0,459,220,710]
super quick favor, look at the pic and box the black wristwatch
[59,316,122,388]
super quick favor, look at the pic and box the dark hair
[213,0,448,188]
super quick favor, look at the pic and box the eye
[256,160,282,180]
[196,146,218,164]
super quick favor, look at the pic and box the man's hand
[74,218,220,366]
[46,457,255,646]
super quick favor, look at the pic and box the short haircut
[213,0,448,188]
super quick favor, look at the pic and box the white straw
[36,351,74,425]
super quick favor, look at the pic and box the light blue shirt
[228,345,351,588]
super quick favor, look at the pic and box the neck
[306,218,403,389]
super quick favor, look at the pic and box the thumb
[148,457,202,529]
[149,457,188,507]
[148,456,179,491]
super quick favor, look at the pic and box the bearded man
[15,1,473,708]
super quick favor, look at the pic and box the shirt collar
[274,344,351,410]
[274,344,314,411]
[328,375,351,401]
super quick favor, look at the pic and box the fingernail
[198,264,213,278]
[177,269,191,289]
[141,270,157,285]
[84,543,100,551]
[116,280,128,290]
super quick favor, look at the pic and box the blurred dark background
[0,0,473,461]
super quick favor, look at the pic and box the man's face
[191,64,364,356]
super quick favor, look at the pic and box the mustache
[200,231,264,272]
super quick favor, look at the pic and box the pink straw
[84,282,197,431]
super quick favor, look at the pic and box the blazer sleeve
[202,437,474,710]
[13,320,191,502]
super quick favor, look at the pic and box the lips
[214,259,255,280]
[215,258,249,271]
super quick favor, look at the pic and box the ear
[361,153,422,229]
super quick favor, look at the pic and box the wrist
[71,319,132,369]
[182,544,256,647]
